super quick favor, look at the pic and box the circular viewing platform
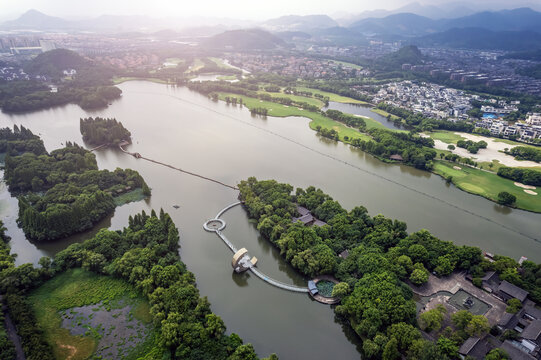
[308,275,341,305]
[203,219,226,232]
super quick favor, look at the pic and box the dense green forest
[325,109,366,130]
[80,117,132,146]
[507,146,541,162]
[374,45,425,72]
[375,102,474,132]
[0,211,273,359]
[2,127,150,241]
[497,167,541,186]
[344,128,436,170]
[23,49,88,80]
[1,85,122,113]
[0,221,17,359]
[0,125,46,155]
[238,177,541,359]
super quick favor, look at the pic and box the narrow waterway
[1,81,540,359]
[324,101,405,130]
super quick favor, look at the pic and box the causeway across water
[204,202,308,293]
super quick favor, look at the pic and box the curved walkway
[204,202,308,293]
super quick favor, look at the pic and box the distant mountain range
[413,28,541,51]
[339,2,476,25]
[349,13,438,37]
[348,7,541,37]
[0,9,254,32]
[4,7,541,52]
[261,15,338,32]
[1,9,71,30]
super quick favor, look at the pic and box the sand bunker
[453,166,462,170]
[427,132,541,168]
[524,190,538,195]
[514,182,537,190]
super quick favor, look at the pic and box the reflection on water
[1,80,541,359]
[232,272,249,287]
[493,204,513,215]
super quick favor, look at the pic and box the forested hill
[24,48,88,79]
[1,126,150,241]
[375,45,425,71]
[80,117,131,146]
[1,49,122,113]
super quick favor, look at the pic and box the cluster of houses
[460,272,541,359]
[475,118,541,143]
[0,65,29,81]
[226,54,370,79]
[370,81,474,120]
[402,47,541,96]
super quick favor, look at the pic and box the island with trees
[80,117,132,146]
[238,177,541,359]
[2,126,150,241]
[0,209,276,359]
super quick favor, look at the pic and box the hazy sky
[0,0,537,20]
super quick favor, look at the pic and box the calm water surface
[1,81,540,359]
[325,101,405,130]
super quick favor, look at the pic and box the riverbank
[112,77,170,85]
[215,92,541,213]
[432,161,540,213]
[294,86,371,105]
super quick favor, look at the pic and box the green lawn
[209,57,235,69]
[28,268,151,360]
[252,90,392,131]
[493,137,541,150]
[114,188,148,206]
[295,86,370,105]
[217,91,538,211]
[217,75,238,81]
[331,60,363,70]
[163,58,184,66]
[112,77,169,85]
[371,108,402,122]
[256,90,324,108]
[428,131,467,144]
[218,92,372,142]
[433,161,541,213]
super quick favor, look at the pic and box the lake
[1,81,540,359]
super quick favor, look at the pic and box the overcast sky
[0,0,537,20]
